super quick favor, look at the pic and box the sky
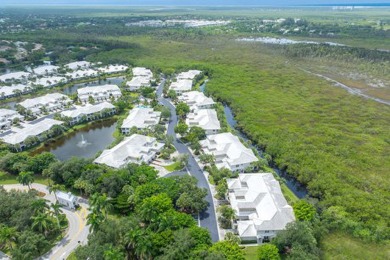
[2,0,389,6]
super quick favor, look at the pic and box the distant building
[19,93,71,115]
[0,84,30,99]
[94,134,164,168]
[169,79,193,94]
[0,109,23,130]
[97,64,128,74]
[33,76,67,88]
[56,191,78,210]
[227,173,295,243]
[179,91,215,111]
[32,65,59,76]
[0,118,64,150]
[66,69,98,80]
[77,85,122,104]
[61,102,116,125]
[200,132,258,172]
[65,61,92,71]
[186,109,220,135]
[121,107,161,134]
[0,71,30,83]
[177,70,202,80]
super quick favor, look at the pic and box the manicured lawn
[321,232,390,260]
[163,162,183,172]
[67,252,77,260]
[243,246,259,260]
[0,171,50,185]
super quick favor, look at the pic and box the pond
[34,119,117,161]
[63,76,126,94]
[202,82,308,198]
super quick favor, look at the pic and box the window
[265,230,269,233]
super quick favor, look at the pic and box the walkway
[157,80,220,242]
[2,183,89,260]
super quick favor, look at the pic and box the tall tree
[0,225,18,250]
[17,171,34,190]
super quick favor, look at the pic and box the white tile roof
[179,91,215,110]
[19,93,71,110]
[0,84,29,97]
[61,102,115,118]
[1,118,63,145]
[0,72,30,82]
[132,67,153,77]
[98,65,128,74]
[227,173,295,237]
[121,107,161,129]
[200,132,258,170]
[77,85,122,100]
[0,109,22,122]
[177,70,202,80]
[33,76,66,87]
[66,69,98,79]
[169,79,193,93]
[126,77,151,90]
[65,61,91,71]
[94,134,164,168]
[32,65,59,75]
[186,109,220,132]
[56,191,77,202]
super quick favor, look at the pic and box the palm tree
[31,213,52,237]
[103,246,124,260]
[89,193,112,220]
[50,202,62,228]
[86,212,104,233]
[48,184,65,202]
[31,198,49,215]
[17,171,34,190]
[0,225,18,250]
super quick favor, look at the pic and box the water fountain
[77,134,91,148]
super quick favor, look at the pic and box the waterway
[202,82,308,198]
[34,119,117,161]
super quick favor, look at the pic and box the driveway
[2,183,89,260]
[157,80,220,242]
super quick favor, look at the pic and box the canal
[33,119,117,161]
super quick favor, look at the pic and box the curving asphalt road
[157,80,220,242]
[2,183,89,260]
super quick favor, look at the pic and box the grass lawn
[243,245,259,260]
[321,232,390,260]
[0,171,50,185]
[163,162,183,172]
[67,252,77,260]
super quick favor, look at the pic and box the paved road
[2,183,89,260]
[157,80,220,242]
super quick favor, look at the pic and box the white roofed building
[0,72,30,82]
[177,70,202,80]
[61,102,116,125]
[19,93,71,115]
[126,67,153,91]
[0,109,23,130]
[98,65,128,74]
[121,107,161,134]
[94,134,164,168]
[0,84,30,99]
[66,69,98,80]
[169,79,193,94]
[77,85,122,103]
[33,76,66,88]
[32,65,59,76]
[65,61,91,71]
[200,132,258,172]
[227,173,295,243]
[179,91,215,111]
[186,109,220,135]
[0,118,63,149]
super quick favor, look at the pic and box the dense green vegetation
[0,188,67,259]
